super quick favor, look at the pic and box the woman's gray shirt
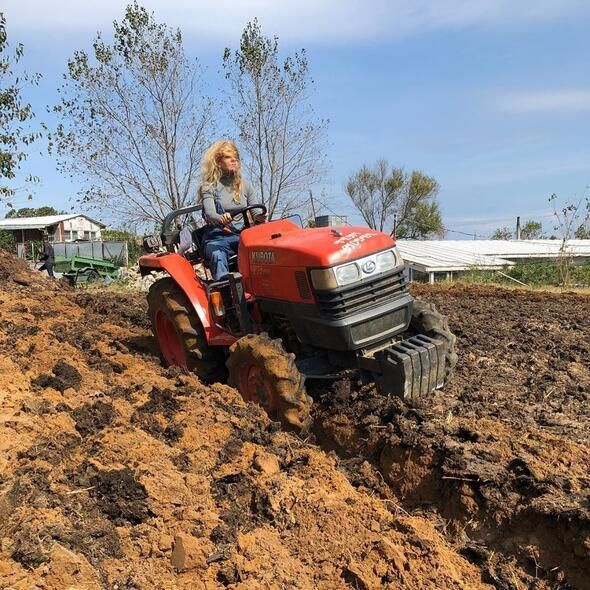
[201,176,258,225]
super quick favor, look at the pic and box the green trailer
[57,255,120,286]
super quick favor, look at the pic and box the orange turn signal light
[210,291,225,317]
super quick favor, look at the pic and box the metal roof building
[396,239,590,283]
[0,213,105,231]
[0,214,107,259]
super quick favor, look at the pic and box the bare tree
[52,2,215,225]
[223,20,329,219]
[345,159,443,238]
[549,190,590,286]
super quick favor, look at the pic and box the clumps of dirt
[11,523,51,569]
[0,248,64,291]
[0,319,39,338]
[10,515,123,571]
[0,248,36,284]
[31,359,82,392]
[89,466,152,526]
[74,291,151,329]
[106,383,142,400]
[71,400,115,437]
[131,386,184,443]
[210,473,263,546]
[16,432,81,466]
[51,322,94,351]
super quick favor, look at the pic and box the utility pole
[393,213,398,238]
[516,216,521,240]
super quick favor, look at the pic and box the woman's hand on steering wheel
[218,212,233,226]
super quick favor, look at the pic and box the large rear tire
[410,299,458,384]
[226,333,312,433]
[147,277,220,381]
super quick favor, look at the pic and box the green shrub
[460,261,590,287]
[102,229,141,265]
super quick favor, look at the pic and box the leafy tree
[53,2,214,225]
[397,200,444,239]
[345,159,443,237]
[491,227,513,240]
[6,205,60,218]
[0,230,14,251]
[102,228,141,264]
[223,19,329,218]
[0,12,42,205]
[520,220,544,240]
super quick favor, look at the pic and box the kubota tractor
[139,204,457,432]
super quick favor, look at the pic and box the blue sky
[3,0,590,237]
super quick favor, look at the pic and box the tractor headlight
[311,248,403,291]
[376,250,396,273]
[334,263,360,286]
[310,268,338,290]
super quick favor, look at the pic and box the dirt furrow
[312,284,590,589]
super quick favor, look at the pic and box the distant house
[0,214,106,258]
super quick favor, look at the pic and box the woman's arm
[244,180,259,206]
[200,184,223,225]
[244,181,266,223]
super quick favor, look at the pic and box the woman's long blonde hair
[201,140,242,204]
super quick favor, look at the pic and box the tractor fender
[139,252,215,339]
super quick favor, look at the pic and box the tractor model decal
[334,232,378,255]
[251,251,276,264]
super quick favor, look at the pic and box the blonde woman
[199,140,262,279]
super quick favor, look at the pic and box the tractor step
[360,335,448,406]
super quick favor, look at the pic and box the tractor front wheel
[227,333,312,433]
[147,278,221,381]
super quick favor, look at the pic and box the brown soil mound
[0,252,490,588]
[314,283,590,589]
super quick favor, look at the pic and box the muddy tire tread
[147,277,219,378]
[226,333,312,432]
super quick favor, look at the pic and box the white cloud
[495,90,590,114]
[2,0,588,43]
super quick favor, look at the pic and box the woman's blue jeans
[203,231,240,280]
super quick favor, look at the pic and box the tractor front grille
[315,269,408,319]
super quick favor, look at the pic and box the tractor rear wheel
[147,278,220,381]
[410,299,458,384]
[226,333,312,433]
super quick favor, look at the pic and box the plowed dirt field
[0,249,588,589]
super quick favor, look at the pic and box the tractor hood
[239,220,396,268]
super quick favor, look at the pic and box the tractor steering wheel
[231,204,268,228]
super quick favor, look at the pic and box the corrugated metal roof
[397,239,590,272]
[397,241,513,272]
[0,214,105,230]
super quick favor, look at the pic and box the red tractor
[139,205,457,431]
